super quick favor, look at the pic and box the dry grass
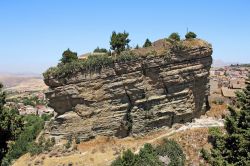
[182,38,211,48]
[206,103,229,119]
[170,128,211,165]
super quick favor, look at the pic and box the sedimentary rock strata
[44,39,213,141]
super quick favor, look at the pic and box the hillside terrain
[0,73,47,92]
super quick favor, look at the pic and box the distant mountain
[212,59,238,67]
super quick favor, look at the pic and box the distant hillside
[0,73,47,92]
[212,59,235,67]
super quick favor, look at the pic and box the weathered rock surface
[44,39,213,141]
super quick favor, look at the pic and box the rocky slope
[44,39,213,141]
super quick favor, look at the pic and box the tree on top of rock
[143,38,152,48]
[185,31,197,39]
[110,31,130,54]
[60,49,78,64]
[168,32,180,41]
[93,47,108,53]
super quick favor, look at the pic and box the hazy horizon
[0,0,250,73]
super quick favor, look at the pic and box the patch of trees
[0,83,52,166]
[201,77,250,165]
[43,30,200,79]
[111,139,185,166]
[9,95,47,107]
[0,83,23,165]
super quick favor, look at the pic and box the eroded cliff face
[44,39,212,141]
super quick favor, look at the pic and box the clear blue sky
[0,0,249,73]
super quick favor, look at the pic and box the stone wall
[44,39,213,141]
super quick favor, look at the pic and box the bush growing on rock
[185,31,197,39]
[43,52,137,79]
[93,47,108,53]
[168,32,180,41]
[65,136,72,149]
[60,49,78,64]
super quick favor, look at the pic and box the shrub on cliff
[143,38,152,48]
[110,31,130,54]
[111,139,185,166]
[93,47,108,53]
[60,49,78,64]
[43,52,137,79]
[202,77,250,165]
[185,31,197,39]
[168,32,180,41]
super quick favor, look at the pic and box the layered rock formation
[44,39,213,141]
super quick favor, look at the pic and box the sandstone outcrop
[44,39,213,141]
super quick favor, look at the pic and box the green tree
[143,39,152,48]
[0,83,23,164]
[110,31,130,54]
[203,77,250,165]
[60,49,78,64]
[185,31,197,39]
[0,83,6,110]
[135,44,140,49]
[93,47,108,53]
[111,139,185,166]
[168,32,180,41]
[136,144,162,166]
[2,115,44,165]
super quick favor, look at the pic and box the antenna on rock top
[186,27,189,33]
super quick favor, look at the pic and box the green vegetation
[75,136,80,144]
[185,31,197,39]
[0,83,23,165]
[43,51,137,79]
[0,84,52,165]
[12,95,47,107]
[27,136,55,156]
[44,31,205,80]
[65,136,72,149]
[93,47,108,53]
[135,44,140,49]
[212,98,224,105]
[202,78,250,165]
[111,139,185,166]
[1,115,46,165]
[143,38,152,48]
[60,48,78,64]
[168,32,180,41]
[110,31,130,54]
